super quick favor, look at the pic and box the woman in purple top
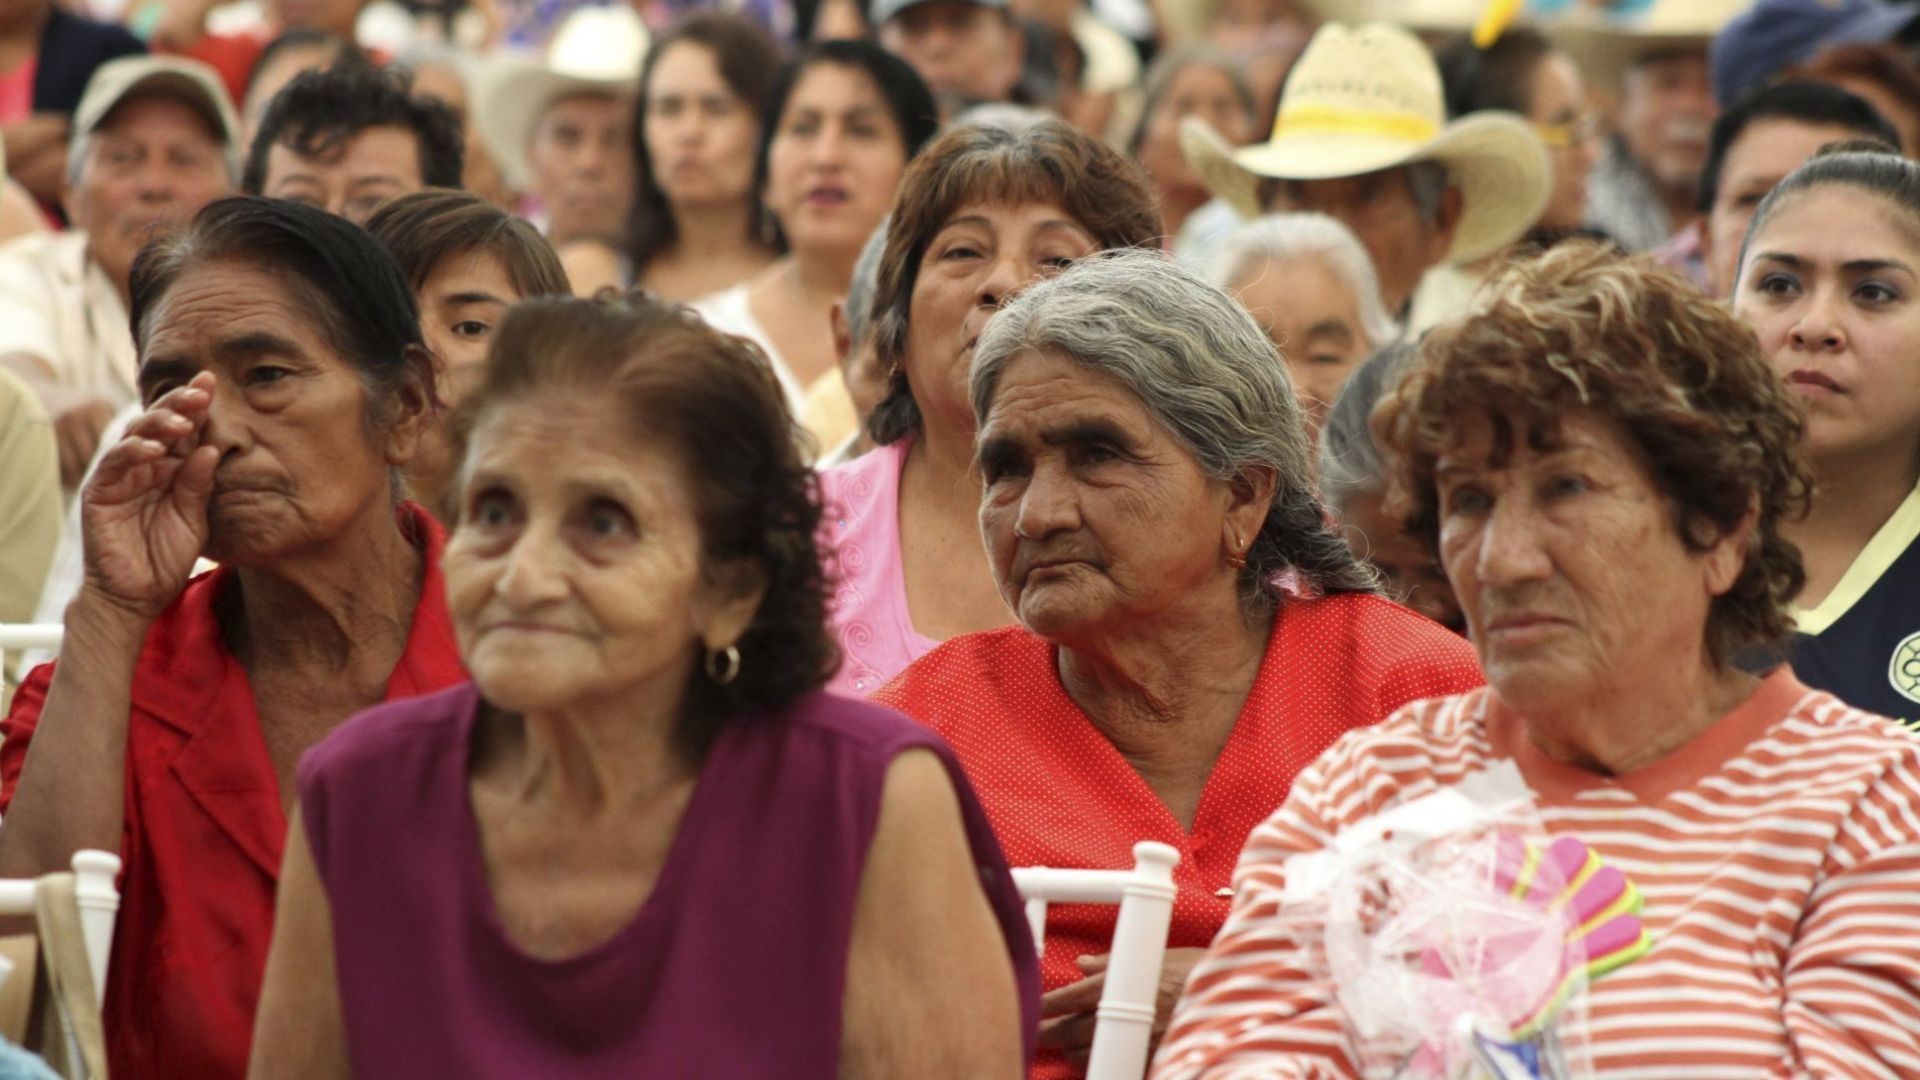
[248,293,1038,1077]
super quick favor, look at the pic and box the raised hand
[79,372,222,623]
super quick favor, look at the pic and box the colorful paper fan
[1488,833,1654,1037]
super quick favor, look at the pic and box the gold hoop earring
[1227,530,1247,570]
[705,644,741,686]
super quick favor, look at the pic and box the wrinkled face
[1337,489,1462,633]
[1527,52,1598,232]
[878,0,1022,106]
[1436,409,1736,712]
[1139,64,1251,199]
[262,124,424,224]
[1229,254,1369,436]
[444,396,755,716]
[1266,167,1451,314]
[902,199,1098,436]
[71,96,233,292]
[529,92,635,245]
[643,42,762,213]
[1733,186,1920,469]
[766,63,908,256]
[135,258,418,565]
[1618,51,1716,196]
[1703,120,1860,299]
[977,349,1245,645]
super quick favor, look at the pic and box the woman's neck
[902,416,984,516]
[485,676,702,816]
[1519,657,1756,778]
[224,503,421,677]
[671,200,767,263]
[1787,450,1920,607]
[786,243,859,310]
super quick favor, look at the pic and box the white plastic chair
[0,849,120,1079]
[1012,840,1181,1080]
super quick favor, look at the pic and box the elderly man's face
[1434,408,1744,717]
[1618,51,1716,199]
[69,95,232,293]
[135,257,424,566]
[262,125,423,224]
[1229,253,1369,436]
[529,92,634,247]
[976,349,1273,646]
[878,0,1023,107]
[1264,167,1455,314]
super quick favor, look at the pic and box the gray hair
[844,219,889,348]
[1317,340,1413,514]
[1127,46,1254,157]
[1214,212,1401,349]
[971,248,1379,609]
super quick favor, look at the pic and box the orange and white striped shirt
[1152,669,1920,1079]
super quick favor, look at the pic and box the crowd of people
[0,0,1917,1075]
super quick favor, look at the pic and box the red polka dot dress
[874,591,1484,1080]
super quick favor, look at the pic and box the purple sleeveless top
[298,683,1040,1077]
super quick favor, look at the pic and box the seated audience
[363,189,571,524]
[1732,149,1920,722]
[1127,47,1255,264]
[817,119,1161,696]
[804,221,892,464]
[0,197,462,1077]
[249,292,1037,1077]
[239,29,364,142]
[243,60,464,224]
[561,12,781,301]
[154,0,374,107]
[694,40,937,412]
[0,56,238,487]
[876,249,1483,1078]
[1318,346,1464,633]
[1212,213,1398,437]
[395,45,516,212]
[875,0,1026,118]
[0,369,58,629]
[1696,82,1897,298]
[1154,242,1920,1076]
[0,0,144,208]
[1182,21,1549,333]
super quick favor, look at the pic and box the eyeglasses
[1534,112,1603,150]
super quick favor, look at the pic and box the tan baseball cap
[74,55,242,169]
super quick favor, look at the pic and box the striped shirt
[1151,669,1920,1079]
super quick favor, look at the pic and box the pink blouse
[818,439,940,697]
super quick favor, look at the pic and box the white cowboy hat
[1180,21,1549,264]
[474,4,647,190]
[1543,0,1751,91]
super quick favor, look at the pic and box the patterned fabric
[874,597,1484,1080]
[1584,136,1674,254]
[817,438,940,697]
[1153,669,1920,1079]
[1784,480,1920,726]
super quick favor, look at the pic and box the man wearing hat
[1551,0,1744,253]
[0,55,238,490]
[876,0,1026,115]
[1182,20,1549,331]
[476,5,642,249]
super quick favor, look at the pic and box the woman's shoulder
[817,438,908,507]
[746,690,962,771]
[1275,592,1483,684]
[298,682,480,789]
[870,627,1049,717]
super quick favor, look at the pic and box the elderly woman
[1128,47,1256,263]
[1154,244,1920,1077]
[248,293,1035,1076]
[1213,212,1399,437]
[818,119,1163,696]
[0,197,460,1078]
[365,189,571,523]
[874,249,1483,1079]
[1731,150,1920,722]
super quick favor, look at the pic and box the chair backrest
[0,850,120,1080]
[1011,840,1180,1080]
[0,624,63,709]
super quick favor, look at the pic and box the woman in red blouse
[0,197,465,1078]
[872,249,1484,1079]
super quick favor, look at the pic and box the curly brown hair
[455,292,838,739]
[1373,242,1812,666]
[864,118,1163,445]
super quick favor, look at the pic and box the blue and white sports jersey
[1788,482,1920,728]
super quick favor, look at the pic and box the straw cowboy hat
[475,4,648,191]
[1180,21,1549,264]
[1542,0,1751,91]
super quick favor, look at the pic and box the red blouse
[0,504,464,1080]
[872,593,1483,1080]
